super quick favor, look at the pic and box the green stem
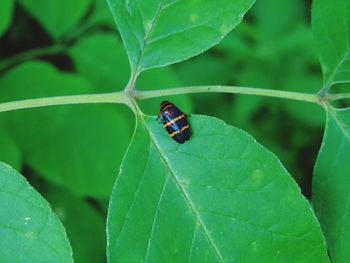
[0,86,348,114]
[125,70,140,92]
[327,93,350,101]
[0,18,103,73]
[0,44,65,72]
[0,92,129,113]
[133,86,322,104]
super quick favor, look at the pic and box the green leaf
[312,0,350,89]
[0,129,21,170]
[107,0,255,72]
[0,162,73,263]
[89,0,116,27]
[108,115,329,262]
[69,33,130,92]
[0,0,14,37]
[46,188,106,263]
[0,61,132,197]
[19,0,91,38]
[313,107,350,263]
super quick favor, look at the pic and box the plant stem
[133,86,322,104]
[0,92,129,113]
[0,86,348,114]
[0,44,65,72]
[125,70,140,92]
[327,93,350,101]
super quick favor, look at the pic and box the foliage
[108,116,328,262]
[0,162,73,263]
[0,0,349,262]
[313,108,350,262]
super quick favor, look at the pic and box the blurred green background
[0,0,340,262]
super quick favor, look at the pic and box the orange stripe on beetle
[160,104,173,112]
[169,125,190,137]
[163,114,185,127]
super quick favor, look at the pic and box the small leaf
[107,115,329,262]
[0,162,73,263]
[107,0,255,72]
[0,0,14,37]
[19,0,91,38]
[313,107,350,263]
[312,0,350,89]
[0,61,132,197]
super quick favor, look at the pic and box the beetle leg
[181,111,191,117]
[156,115,162,124]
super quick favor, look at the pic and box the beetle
[157,100,191,144]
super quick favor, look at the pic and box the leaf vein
[144,175,169,262]
[141,118,226,263]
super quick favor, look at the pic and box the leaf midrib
[328,107,350,142]
[140,117,225,263]
[327,106,350,244]
[134,0,165,72]
[324,46,350,89]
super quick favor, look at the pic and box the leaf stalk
[134,86,322,104]
[0,92,128,113]
[0,86,349,114]
[0,45,65,72]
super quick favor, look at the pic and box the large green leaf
[46,188,106,263]
[19,0,91,39]
[0,0,14,37]
[0,61,132,197]
[312,0,350,89]
[0,162,73,263]
[108,115,329,262]
[107,0,255,72]
[313,107,350,263]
